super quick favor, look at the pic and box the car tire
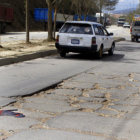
[108,43,115,56]
[131,37,135,42]
[60,51,66,57]
[97,46,103,59]
[136,38,138,42]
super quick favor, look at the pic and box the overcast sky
[115,0,139,10]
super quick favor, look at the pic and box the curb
[0,49,57,66]
[114,37,126,42]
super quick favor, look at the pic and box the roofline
[65,21,102,26]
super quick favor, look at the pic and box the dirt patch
[0,40,55,58]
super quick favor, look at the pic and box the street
[0,26,140,140]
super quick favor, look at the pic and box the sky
[115,0,139,11]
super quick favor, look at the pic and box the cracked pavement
[0,41,140,140]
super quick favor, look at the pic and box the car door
[93,25,104,50]
[102,27,112,49]
[97,26,108,50]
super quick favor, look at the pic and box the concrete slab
[0,117,39,130]
[46,112,120,136]
[51,88,82,96]
[60,81,94,89]
[0,97,16,107]
[23,98,77,113]
[46,111,140,139]
[7,129,106,140]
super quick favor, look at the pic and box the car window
[93,25,104,35]
[60,23,93,34]
[93,25,100,35]
[98,26,104,35]
[134,21,140,26]
[102,27,109,36]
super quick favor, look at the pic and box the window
[93,25,104,35]
[102,27,109,36]
[98,26,104,35]
[94,26,100,35]
[134,21,140,26]
[60,23,93,34]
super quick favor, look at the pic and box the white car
[55,21,115,58]
[123,22,130,28]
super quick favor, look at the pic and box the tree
[72,0,98,20]
[83,0,98,19]
[46,0,53,41]
[52,0,63,38]
[59,0,73,21]
[46,0,72,40]
[96,0,119,23]
[25,0,30,43]
[72,0,84,19]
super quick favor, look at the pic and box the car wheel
[60,51,66,57]
[108,43,115,56]
[97,46,103,59]
[136,38,138,42]
[131,37,135,42]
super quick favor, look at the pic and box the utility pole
[26,0,30,43]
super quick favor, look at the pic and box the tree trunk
[53,7,57,39]
[99,0,102,24]
[47,0,53,41]
[26,0,30,43]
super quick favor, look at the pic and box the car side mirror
[109,33,113,36]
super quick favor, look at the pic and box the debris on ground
[0,109,25,118]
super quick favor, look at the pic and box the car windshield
[60,23,93,34]
[134,21,140,26]
[124,22,129,25]
[119,19,125,21]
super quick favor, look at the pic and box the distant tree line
[126,7,140,24]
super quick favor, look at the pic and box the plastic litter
[0,109,25,118]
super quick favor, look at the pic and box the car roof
[65,21,102,26]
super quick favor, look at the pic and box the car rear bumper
[55,43,97,53]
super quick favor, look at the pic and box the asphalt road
[0,40,140,140]
[0,53,102,97]
[0,40,139,97]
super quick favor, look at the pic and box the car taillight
[56,35,59,43]
[92,37,96,45]
[130,27,132,33]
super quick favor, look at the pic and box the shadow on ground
[57,53,125,62]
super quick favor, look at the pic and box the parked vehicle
[34,8,97,31]
[0,3,14,33]
[55,21,115,58]
[117,18,125,26]
[123,22,130,28]
[130,15,140,42]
